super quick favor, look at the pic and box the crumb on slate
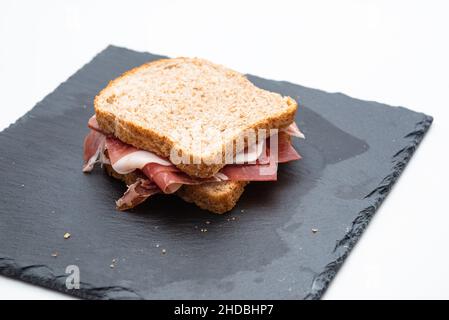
[110,258,117,269]
[63,232,71,239]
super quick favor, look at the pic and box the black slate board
[0,46,432,300]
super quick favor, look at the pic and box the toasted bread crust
[176,181,248,214]
[94,57,298,178]
[104,164,247,214]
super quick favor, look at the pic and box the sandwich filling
[83,116,303,210]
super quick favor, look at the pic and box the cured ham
[88,115,102,132]
[281,121,305,139]
[274,133,302,163]
[84,130,301,183]
[105,137,172,174]
[141,163,220,194]
[116,178,160,211]
[104,136,221,194]
[220,161,278,181]
[221,134,301,181]
[82,129,106,172]
[83,115,303,208]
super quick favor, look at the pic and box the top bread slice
[94,57,297,178]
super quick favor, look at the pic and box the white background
[0,0,448,299]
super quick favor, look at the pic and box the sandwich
[82,57,304,214]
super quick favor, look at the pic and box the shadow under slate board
[0,46,432,300]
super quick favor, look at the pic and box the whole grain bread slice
[104,164,247,214]
[95,57,297,178]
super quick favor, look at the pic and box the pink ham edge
[141,163,220,194]
[222,134,301,181]
[104,136,219,194]
[88,115,102,132]
[220,160,278,181]
[105,136,141,165]
[275,134,302,163]
[282,122,305,139]
[116,178,160,211]
[82,129,106,172]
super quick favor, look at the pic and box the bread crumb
[51,252,58,258]
[63,232,71,239]
[312,228,318,233]
[161,249,167,254]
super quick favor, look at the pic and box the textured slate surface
[0,46,432,299]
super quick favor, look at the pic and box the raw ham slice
[256,133,301,165]
[116,178,160,210]
[221,134,301,180]
[105,137,172,174]
[83,115,303,209]
[82,129,106,172]
[220,161,278,181]
[84,130,301,184]
[88,116,102,132]
[104,136,221,193]
[141,163,220,194]
[275,134,302,163]
[105,136,140,163]
[282,122,305,139]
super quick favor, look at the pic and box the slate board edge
[304,115,433,299]
[0,257,142,300]
[0,45,434,300]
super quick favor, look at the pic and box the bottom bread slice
[104,164,248,214]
